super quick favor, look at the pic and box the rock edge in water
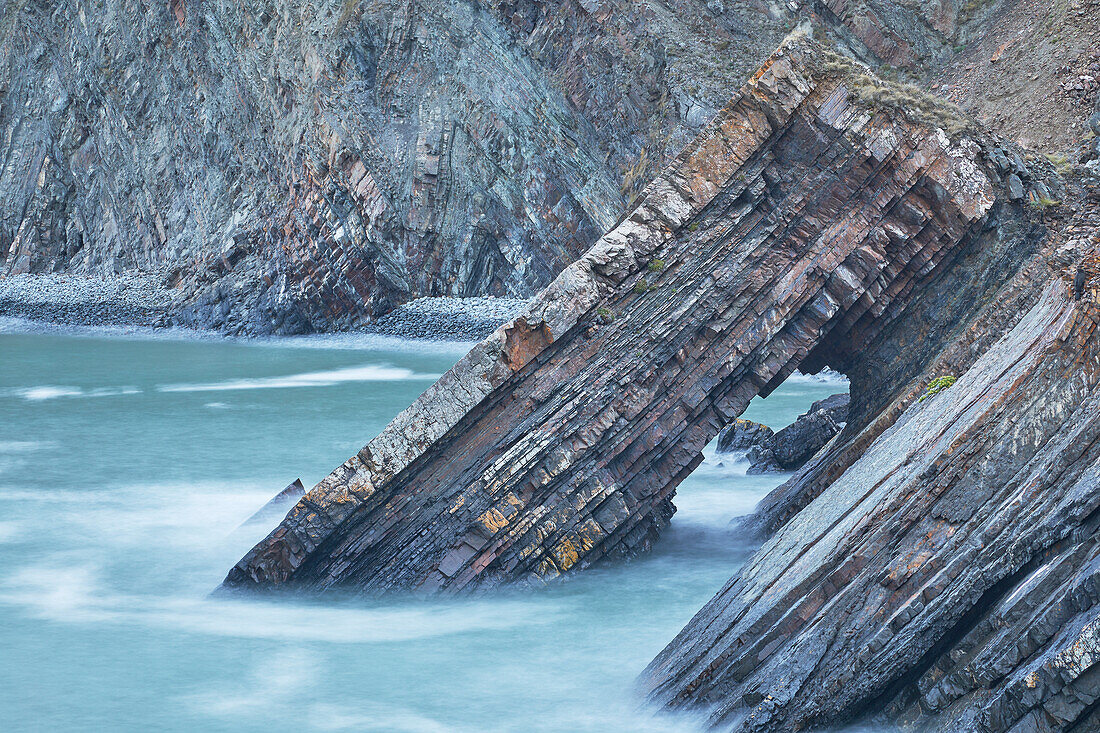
[716,392,849,473]
[222,35,1008,595]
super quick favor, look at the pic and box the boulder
[717,393,849,473]
[715,419,775,454]
[771,409,841,469]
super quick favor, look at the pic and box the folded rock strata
[5,0,1074,335]
[643,254,1100,732]
[0,0,793,334]
[223,37,1027,594]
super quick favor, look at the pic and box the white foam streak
[6,385,141,401]
[0,564,556,644]
[186,651,458,732]
[0,440,52,452]
[16,385,84,400]
[158,364,438,393]
[784,368,849,385]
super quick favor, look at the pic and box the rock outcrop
[716,393,849,473]
[0,0,793,334]
[643,257,1100,732]
[222,36,1040,595]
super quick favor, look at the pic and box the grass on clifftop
[808,47,976,138]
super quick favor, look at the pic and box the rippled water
[0,323,850,732]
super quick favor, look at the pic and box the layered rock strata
[0,0,792,334]
[223,38,1018,594]
[6,0,1078,335]
[643,254,1100,732]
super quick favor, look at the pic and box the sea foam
[158,364,438,393]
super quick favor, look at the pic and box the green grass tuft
[918,375,957,403]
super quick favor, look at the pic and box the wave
[4,385,142,401]
[13,385,84,401]
[0,316,477,354]
[158,364,439,393]
[253,332,477,354]
[0,562,557,644]
[784,368,849,385]
[0,520,19,543]
[0,440,53,452]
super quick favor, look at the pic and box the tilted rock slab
[0,0,794,335]
[642,255,1100,731]
[223,38,999,594]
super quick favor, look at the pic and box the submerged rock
[240,479,306,530]
[717,418,780,474]
[716,393,849,473]
[221,37,1018,595]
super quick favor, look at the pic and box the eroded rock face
[716,393,849,473]
[222,38,1018,595]
[642,259,1100,732]
[2,0,1059,335]
[0,0,792,334]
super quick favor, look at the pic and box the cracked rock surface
[223,38,1025,596]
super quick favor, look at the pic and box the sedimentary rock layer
[0,0,792,334]
[223,38,1009,594]
[4,0,1064,335]
[642,254,1100,732]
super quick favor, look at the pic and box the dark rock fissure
[865,542,1068,727]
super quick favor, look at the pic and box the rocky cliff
[5,0,1089,334]
[0,0,795,334]
[222,37,1050,594]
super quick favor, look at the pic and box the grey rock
[0,0,795,335]
[717,393,849,474]
[0,0,1039,335]
[716,419,775,454]
[771,408,842,469]
[809,392,849,420]
[1008,173,1026,200]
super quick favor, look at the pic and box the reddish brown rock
[643,255,1100,732]
[222,37,1013,595]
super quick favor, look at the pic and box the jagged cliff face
[803,0,1009,70]
[5,0,1081,334]
[0,0,793,333]
[222,39,1039,594]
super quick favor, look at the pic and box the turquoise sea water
[0,322,848,732]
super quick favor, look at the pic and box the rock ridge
[222,37,1027,596]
